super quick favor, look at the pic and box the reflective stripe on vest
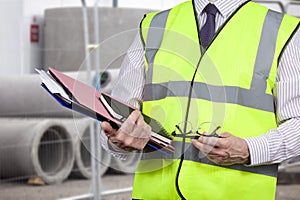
[141,141,278,178]
[145,9,171,84]
[144,9,283,112]
[144,81,275,112]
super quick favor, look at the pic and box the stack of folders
[36,68,175,156]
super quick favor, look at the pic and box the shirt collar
[194,0,249,17]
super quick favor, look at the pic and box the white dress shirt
[103,0,300,165]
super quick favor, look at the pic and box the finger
[192,139,215,155]
[192,141,227,163]
[113,128,146,150]
[120,110,141,134]
[108,139,135,152]
[128,110,142,122]
[214,137,231,150]
[100,121,111,132]
[193,139,228,157]
[131,125,151,139]
[198,135,219,147]
[219,132,231,138]
[136,112,144,125]
[126,126,150,149]
[110,135,132,150]
[101,121,117,136]
[135,115,151,138]
[112,131,147,150]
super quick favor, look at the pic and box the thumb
[101,121,116,134]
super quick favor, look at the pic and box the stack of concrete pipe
[0,118,74,184]
[0,70,118,184]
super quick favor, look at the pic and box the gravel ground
[1,173,300,200]
[0,173,134,200]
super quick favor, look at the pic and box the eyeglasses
[171,121,222,139]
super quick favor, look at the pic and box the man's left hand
[192,132,250,165]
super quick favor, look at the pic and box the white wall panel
[0,0,23,75]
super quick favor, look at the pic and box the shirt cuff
[244,135,270,165]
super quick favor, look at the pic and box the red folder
[42,68,174,155]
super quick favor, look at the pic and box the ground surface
[1,172,300,200]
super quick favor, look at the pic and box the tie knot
[204,3,218,16]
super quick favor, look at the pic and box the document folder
[37,68,174,155]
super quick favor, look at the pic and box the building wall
[43,7,154,72]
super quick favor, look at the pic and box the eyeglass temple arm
[175,125,184,135]
[209,126,221,136]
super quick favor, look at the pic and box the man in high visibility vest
[101,0,300,199]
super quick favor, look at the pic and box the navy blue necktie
[200,4,218,48]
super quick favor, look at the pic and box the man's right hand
[101,110,152,151]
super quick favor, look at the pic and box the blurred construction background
[0,0,299,200]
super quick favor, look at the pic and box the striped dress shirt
[103,0,300,165]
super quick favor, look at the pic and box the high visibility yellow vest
[133,1,300,199]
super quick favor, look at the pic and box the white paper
[35,68,70,100]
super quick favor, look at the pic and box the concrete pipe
[61,118,111,179]
[0,118,74,184]
[0,69,119,118]
[0,74,75,118]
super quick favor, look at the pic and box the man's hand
[101,110,151,151]
[192,132,250,165]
